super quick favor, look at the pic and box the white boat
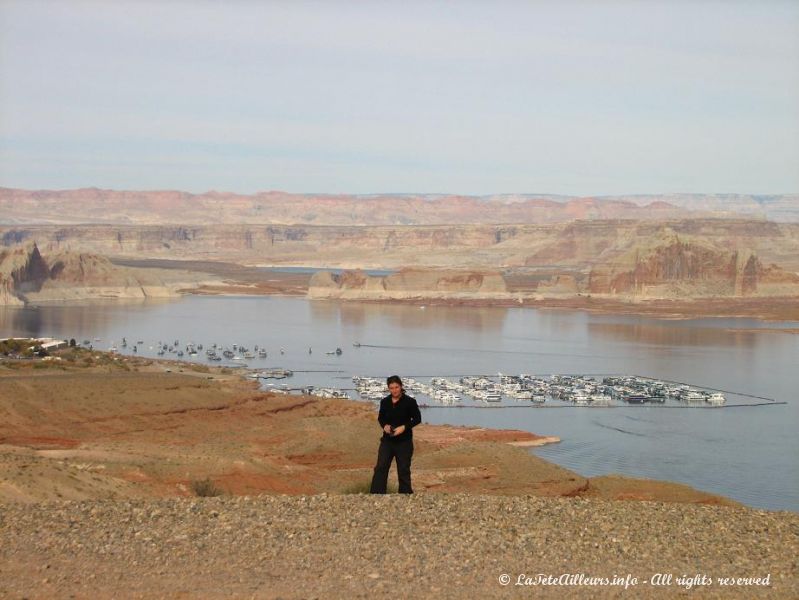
[590,394,612,406]
[681,390,706,402]
[707,393,726,406]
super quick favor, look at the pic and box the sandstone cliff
[3,220,798,307]
[308,268,509,300]
[0,243,197,305]
[3,219,798,272]
[0,243,50,305]
[584,233,799,299]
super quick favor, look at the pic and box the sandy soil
[0,353,738,506]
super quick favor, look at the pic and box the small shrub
[0,339,26,355]
[190,477,223,497]
[341,479,397,494]
[59,349,83,363]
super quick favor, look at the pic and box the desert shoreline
[3,245,797,320]
[1,352,797,599]
[0,350,749,506]
[16,287,799,324]
[123,258,799,321]
[109,259,799,322]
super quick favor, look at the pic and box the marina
[78,337,779,408]
[2,295,797,511]
[320,373,782,409]
[75,338,778,409]
[74,336,784,411]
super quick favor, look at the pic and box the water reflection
[0,299,175,341]
[310,300,508,332]
[2,305,121,340]
[588,320,762,349]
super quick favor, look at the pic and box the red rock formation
[739,253,759,296]
[0,243,51,303]
[0,187,699,226]
[309,268,508,299]
[585,235,799,298]
[0,243,185,305]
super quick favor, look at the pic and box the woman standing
[369,375,422,494]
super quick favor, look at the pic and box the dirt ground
[0,354,737,506]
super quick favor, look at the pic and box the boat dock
[271,373,784,409]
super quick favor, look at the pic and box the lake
[2,296,797,511]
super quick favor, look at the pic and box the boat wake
[621,414,657,424]
[591,420,648,437]
[355,343,617,360]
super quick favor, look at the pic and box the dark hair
[386,375,403,388]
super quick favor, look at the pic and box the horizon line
[1,186,796,198]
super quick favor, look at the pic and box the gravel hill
[1,493,796,599]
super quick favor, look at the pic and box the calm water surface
[2,296,797,511]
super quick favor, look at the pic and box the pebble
[0,494,796,599]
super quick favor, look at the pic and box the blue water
[2,296,797,511]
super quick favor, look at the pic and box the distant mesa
[5,186,798,226]
[306,235,799,303]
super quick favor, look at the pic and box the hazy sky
[1,1,798,195]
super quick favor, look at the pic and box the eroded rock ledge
[309,268,510,300]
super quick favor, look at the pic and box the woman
[369,375,422,494]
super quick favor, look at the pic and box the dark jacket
[377,392,422,442]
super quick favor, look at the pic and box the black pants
[369,438,413,494]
